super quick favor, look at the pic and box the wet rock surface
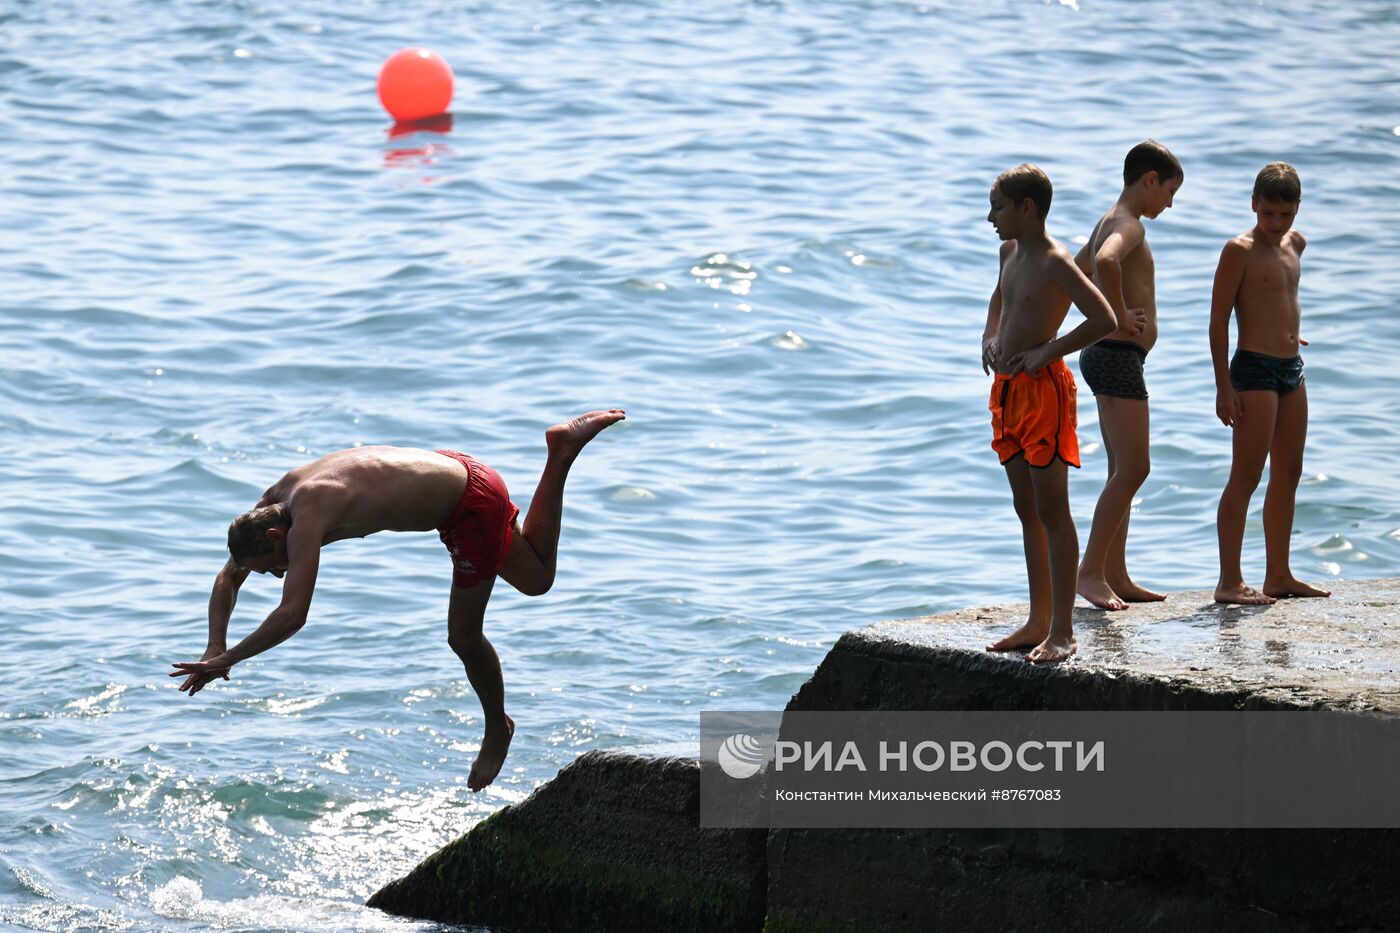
[372,580,1400,932]
[771,580,1400,932]
[812,578,1400,713]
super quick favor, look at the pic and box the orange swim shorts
[989,359,1080,468]
[435,450,521,588]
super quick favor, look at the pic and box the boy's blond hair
[1253,162,1301,203]
[995,163,1053,219]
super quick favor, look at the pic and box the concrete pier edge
[368,579,1400,932]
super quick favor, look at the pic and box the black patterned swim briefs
[1078,339,1148,400]
[1229,349,1304,395]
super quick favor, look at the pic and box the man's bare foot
[1106,577,1166,603]
[1214,582,1276,605]
[545,409,625,461]
[988,620,1049,652]
[1027,634,1077,664]
[1263,577,1331,599]
[1076,575,1127,611]
[468,714,515,792]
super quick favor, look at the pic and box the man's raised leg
[1261,386,1330,599]
[988,454,1054,653]
[498,409,625,597]
[447,577,515,792]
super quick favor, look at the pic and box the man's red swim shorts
[989,358,1080,468]
[435,450,521,588]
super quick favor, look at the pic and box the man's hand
[981,337,999,375]
[171,649,232,696]
[1124,306,1147,336]
[1005,341,1056,376]
[1216,385,1243,428]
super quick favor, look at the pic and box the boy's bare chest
[999,254,1059,311]
[1244,249,1299,291]
[996,254,1041,301]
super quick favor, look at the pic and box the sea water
[2,1,1398,929]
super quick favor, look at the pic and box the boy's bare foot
[1076,575,1128,611]
[1106,577,1166,602]
[545,409,626,461]
[468,713,516,792]
[1027,634,1077,664]
[987,620,1049,652]
[1214,583,1276,605]
[1263,577,1331,599]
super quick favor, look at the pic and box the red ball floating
[377,48,454,123]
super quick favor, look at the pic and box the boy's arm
[1005,257,1117,374]
[1210,240,1248,427]
[1293,232,1309,344]
[1292,231,1310,346]
[1092,221,1147,335]
[1072,238,1093,277]
[982,242,1013,374]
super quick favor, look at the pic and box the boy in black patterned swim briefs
[1073,140,1183,610]
[1210,163,1330,605]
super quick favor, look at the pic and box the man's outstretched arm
[177,557,251,694]
[207,556,249,652]
[172,526,321,687]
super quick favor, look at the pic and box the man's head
[228,504,290,576]
[989,164,1053,239]
[1252,162,1301,240]
[1123,140,1183,217]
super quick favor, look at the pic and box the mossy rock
[368,751,766,932]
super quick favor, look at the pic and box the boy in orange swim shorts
[980,165,1117,663]
[990,360,1080,470]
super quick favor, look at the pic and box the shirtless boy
[1074,140,1183,610]
[170,409,626,791]
[1211,162,1329,604]
[982,165,1118,663]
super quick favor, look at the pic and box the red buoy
[377,48,454,122]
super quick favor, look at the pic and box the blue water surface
[2,0,1399,929]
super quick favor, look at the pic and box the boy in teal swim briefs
[1210,162,1330,604]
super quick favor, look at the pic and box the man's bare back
[261,446,470,545]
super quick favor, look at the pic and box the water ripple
[3,0,1400,930]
